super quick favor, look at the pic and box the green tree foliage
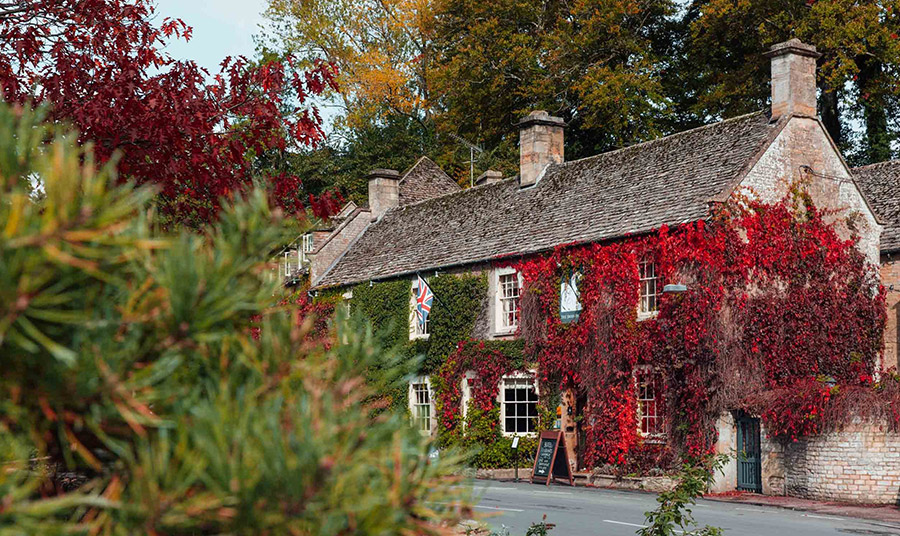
[433,0,677,160]
[0,103,470,534]
[679,0,900,164]
[264,0,677,181]
[256,115,445,204]
[266,0,899,186]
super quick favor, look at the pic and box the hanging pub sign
[530,430,574,486]
[559,268,582,323]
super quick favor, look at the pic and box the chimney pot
[475,170,503,186]
[518,110,565,188]
[367,168,400,219]
[764,39,821,120]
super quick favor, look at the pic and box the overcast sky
[155,0,267,72]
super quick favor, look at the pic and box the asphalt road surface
[471,480,900,536]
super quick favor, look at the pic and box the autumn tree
[679,0,900,164]
[264,0,435,130]
[0,0,338,225]
[264,0,678,187]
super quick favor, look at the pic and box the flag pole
[416,271,457,322]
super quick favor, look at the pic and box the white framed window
[495,268,522,333]
[461,372,475,424]
[500,373,538,436]
[409,279,430,339]
[560,268,583,323]
[638,255,659,317]
[636,368,665,440]
[282,249,299,277]
[409,378,434,435]
[300,233,314,264]
[341,289,353,317]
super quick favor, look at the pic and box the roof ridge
[387,175,515,214]
[378,113,771,218]
[853,159,900,171]
[398,155,432,184]
[562,111,769,168]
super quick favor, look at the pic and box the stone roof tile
[315,111,776,288]
[853,160,900,253]
[399,156,461,205]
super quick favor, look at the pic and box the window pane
[639,257,659,314]
[636,371,664,437]
[499,273,520,328]
[502,377,537,434]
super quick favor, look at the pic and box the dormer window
[638,255,659,316]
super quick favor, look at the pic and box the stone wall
[309,209,371,284]
[881,255,900,371]
[782,423,900,505]
[740,116,881,265]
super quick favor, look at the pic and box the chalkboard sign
[530,431,574,486]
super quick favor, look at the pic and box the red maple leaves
[0,0,338,225]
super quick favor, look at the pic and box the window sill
[492,328,518,338]
[639,434,667,444]
[409,333,430,341]
[502,431,538,438]
[637,311,659,322]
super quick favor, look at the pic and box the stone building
[288,40,900,503]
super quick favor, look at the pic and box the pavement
[471,479,900,535]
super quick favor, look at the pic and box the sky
[154,0,267,73]
[153,0,340,132]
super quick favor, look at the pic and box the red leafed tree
[0,0,339,224]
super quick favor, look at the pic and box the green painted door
[736,415,762,493]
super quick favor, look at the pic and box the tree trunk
[819,85,842,149]
[856,55,892,164]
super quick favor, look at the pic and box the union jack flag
[415,274,434,331]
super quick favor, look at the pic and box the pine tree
[0,102,470,534]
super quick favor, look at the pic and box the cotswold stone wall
[782,423,900,505]
[881,255,900,371]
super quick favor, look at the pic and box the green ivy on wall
[350,272,488,373]
[349,273,547,469]
[349,273,487,410]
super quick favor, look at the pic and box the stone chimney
[518,110,565,188]
[475,170,503,186]
[764,38,821,120]
[367,169,400,219]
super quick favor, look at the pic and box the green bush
[0,104,470,534]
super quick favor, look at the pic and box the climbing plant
[433,338,545,468]
[515,186,885,468]
[349,273,487,409]
[343,186,885,471]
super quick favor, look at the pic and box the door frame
[735,412,762,493]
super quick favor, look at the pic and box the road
[471,480,900,536]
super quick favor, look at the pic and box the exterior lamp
[662,284,688,294]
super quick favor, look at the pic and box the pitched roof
[853,160,900,253]
[399,156,461,205]
[315,111,777,288]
